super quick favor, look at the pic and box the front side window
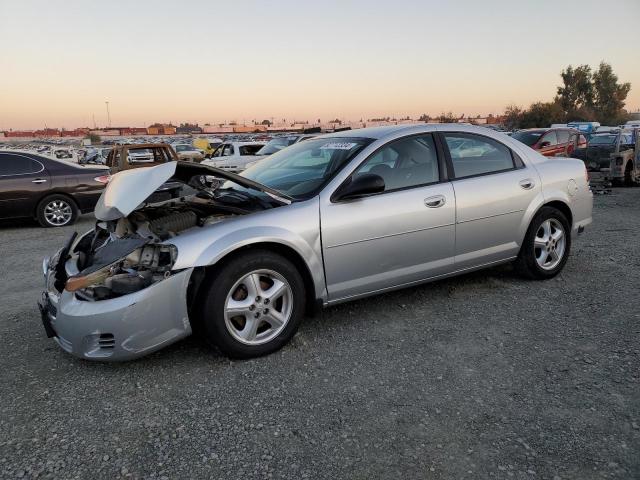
[556,130,570,144]
[239,145,263,156]
[541,131,558,146]
[222,145,234,156]
[0,153,43,175]
[353,134,439,191]
[443,133,515,178]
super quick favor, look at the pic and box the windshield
[221,137,373,200]
[256,137,298,156]
[589,135,617,145]
[512,131,543,146]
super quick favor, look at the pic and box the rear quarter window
[0,153,44,175]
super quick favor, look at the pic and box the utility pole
[105,101,111,127]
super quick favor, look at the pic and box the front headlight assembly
[66,244,178,301]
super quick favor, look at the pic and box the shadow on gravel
[49,262,524,370]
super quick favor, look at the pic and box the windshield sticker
[320,142,358,150]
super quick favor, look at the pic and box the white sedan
[201,141,266,172]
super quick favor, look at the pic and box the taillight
[94,175,111,184]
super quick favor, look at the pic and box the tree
[519,101,565,129]
[556,64,594,117]
[503,105,524,130]
[592,62,631,125]
[436,112,457,123]
[418,113,431,122]
[260,119,271,126]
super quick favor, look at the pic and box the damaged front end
[40,161,284,360]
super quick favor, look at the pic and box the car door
[0,152,50,219]
[439,131,541,270]
[320,133,456,301]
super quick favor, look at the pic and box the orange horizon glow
[1,0,639,131]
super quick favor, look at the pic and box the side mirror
[538,141,551,148]
[333,173,385,201]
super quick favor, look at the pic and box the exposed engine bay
[58,162,290,301]
[64,197,237,301]
[52,162,291,301]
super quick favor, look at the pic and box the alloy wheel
[534,218,566,270]
[223,269,293,345]
[44,200,73,226]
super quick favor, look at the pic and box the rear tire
[624,162,637,187]
[199,250,306,359]
[515,206,571,280]
[36,194,78,228]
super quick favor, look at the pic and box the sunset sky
[1,0,639,130]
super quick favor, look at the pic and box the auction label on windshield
[320,142,358,150]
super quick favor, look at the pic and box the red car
[512,128,587,157]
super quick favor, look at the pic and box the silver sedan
[39,124,593,361]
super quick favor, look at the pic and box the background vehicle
[104,143,178,173]
[511,127,585,157]
[40,125,592,361]
[572,128,639,186]
[174,144,205,162]
[567,121,601,140]
[202,141,266,172]
[0,151,107,227]
[193,138,221,158]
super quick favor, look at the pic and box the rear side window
[443,133,515,179]
[354,134,439,191]
[0,153,43,176]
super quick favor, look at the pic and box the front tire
[36,194,78,227]
[515,206,571,280]
[200,250,306,359]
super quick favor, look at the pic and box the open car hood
[94,161,292,221]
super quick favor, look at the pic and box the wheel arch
[517,195,574,250]
[187,241,322,319]
[542,200,573,227]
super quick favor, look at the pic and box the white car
[202,141,266,172]
[174,144,205,162]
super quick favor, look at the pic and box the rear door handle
[424,195,446,208]
[31,178,47,184]
[519,179,535,190]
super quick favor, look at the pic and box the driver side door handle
[519,179,535,190]
[424,195,446,208]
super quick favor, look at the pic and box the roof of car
[322,123,520,140]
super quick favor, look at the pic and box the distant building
[90,129,120,137]
[176,123,203,134]
[147,123,177,135]
[5,130,37,137]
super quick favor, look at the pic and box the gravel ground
[0,190,638,480]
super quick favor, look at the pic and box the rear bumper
[40,268,194,361]
[571,191,593,238]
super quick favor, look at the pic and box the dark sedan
[0,151,108,227]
